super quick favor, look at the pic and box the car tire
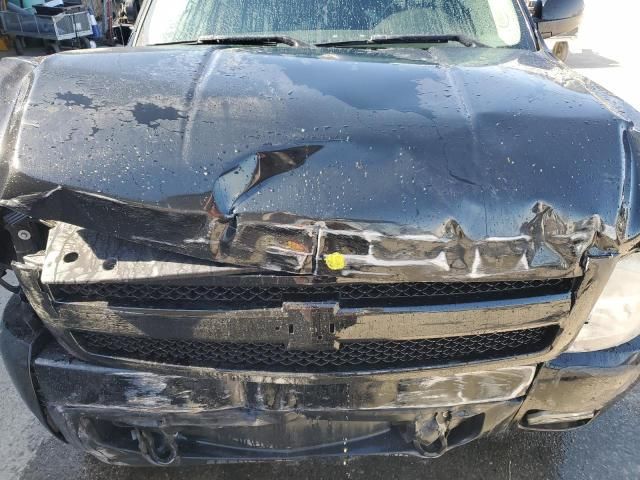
[14,36,25,56]
[45,40,61,55]
[80,37,96,49]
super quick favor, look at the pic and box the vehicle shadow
[19,427,563,480]
[566,49,619,69]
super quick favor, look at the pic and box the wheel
[14,36,25,56]
[45,40,61,55]
[80,37,96,49]
[552,41,570,62]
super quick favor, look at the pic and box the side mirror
[529,0,585,39]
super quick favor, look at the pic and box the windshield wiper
[316,34,487,48]
[197,35,309,47]
[150,40,198,46]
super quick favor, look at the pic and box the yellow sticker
[325,252,346,270]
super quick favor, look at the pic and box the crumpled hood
[0,46,638,280]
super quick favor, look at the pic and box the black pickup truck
[0,0,638,466]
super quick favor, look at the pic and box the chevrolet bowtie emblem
[281,302,348,351]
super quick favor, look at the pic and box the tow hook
[413,411,451,458]
[132,428,178,466]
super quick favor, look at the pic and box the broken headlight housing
[568,254,640,353]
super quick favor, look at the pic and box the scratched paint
[0,46,638,280]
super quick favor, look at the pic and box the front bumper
[3,295,640,466]
[33,345,530,464]
[518,338,640,430]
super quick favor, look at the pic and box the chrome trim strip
[48,293,569,343]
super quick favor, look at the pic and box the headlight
[567,254,640,353]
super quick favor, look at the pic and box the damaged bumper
[518,337,640,431]
[34,346,532,464]
[1,229,636,464]
[3,293,639,466]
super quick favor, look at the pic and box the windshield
[137,0,534,49]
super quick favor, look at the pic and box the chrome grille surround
[50,278,573,308]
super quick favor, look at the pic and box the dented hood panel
[0,46,639,279]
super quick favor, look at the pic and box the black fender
[0,294,61,439]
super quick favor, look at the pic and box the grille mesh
[53,278,572,308]
[72,327,556,372]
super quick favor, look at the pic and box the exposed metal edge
[41,222,256,285]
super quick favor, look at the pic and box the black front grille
[72,326,557,372]
[52,278,573,308]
